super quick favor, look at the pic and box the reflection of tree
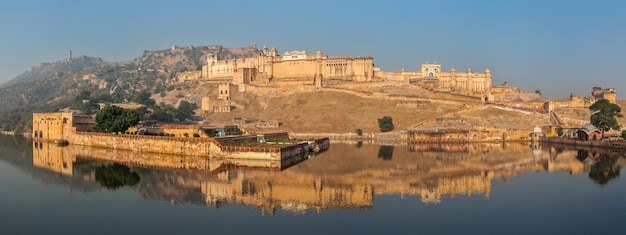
[95,163,140,190]
[378,146,394,161]
[588,154,621,186]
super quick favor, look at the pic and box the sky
[1,0,625,99]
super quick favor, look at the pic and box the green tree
[149,108,174,122]
[175,101,197,122]
[1,123,11,131]
[355,128,363,136]
[131,91,156,107]
[135,106,150,118]
[556,127,564,137]
[377,116,394,132]
[94,105,140,133]
[589,99,622,137]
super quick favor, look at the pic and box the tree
[149,108,174,122]
[589,99,622,137]
[175,101,197,122]
[377,116,394,132]
[355,128,363,136]
[135,106,149,117]
[556,127,564,137]
[94,105,140,133]
[131,91,156,107]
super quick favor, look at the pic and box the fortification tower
[207,53,218,66]
[218,83,231,100]
[315,50,323,90]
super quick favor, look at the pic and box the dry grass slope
[209,90,463,133]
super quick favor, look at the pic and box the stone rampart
[70,131,222,157]
[541,137,626,149]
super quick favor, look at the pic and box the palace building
[176,45,496,97]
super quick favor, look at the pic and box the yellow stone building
[32,112,95,142]
[177,46,376,86]
[174,45,522,98]
[420,62,492,94]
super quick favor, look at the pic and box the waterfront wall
[1,131,14,136]
[69,131,223,157]
[66,131,328,168]
[541,137,626,149]
[407,129,533,143]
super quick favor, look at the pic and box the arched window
[429,72,434,77]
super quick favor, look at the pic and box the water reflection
[95,163,140,190]
[576,149,622,185]
[27,140,626,214]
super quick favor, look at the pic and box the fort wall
[406,129,534,143]
[69,132,222,157]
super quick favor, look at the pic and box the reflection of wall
[34,141,608,214]
[200,175,373,214]
[32,142,74,175]
[419,172,492,204]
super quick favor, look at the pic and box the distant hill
[135,45,260,73]
[0,44,259,132]
[2,56,109,87]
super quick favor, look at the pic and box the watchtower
[218,83,230,100]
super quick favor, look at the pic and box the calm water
[2,135,626,235]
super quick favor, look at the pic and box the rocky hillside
[135,45,260,73]
[2,56,109,87]
[0,44,259,132]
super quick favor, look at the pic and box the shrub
[184,133,189,137]
[557,127,564,137]
[377,116,394,132]
[193,133,200,138]
[355,128,363,136]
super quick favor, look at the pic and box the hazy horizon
[1,0,625,99]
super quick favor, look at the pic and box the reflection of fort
[33,142,74,176]
[31,141,624,214]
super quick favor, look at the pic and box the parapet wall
[407,129,533,143]
[67,131,319,165]
[70,132,222,157]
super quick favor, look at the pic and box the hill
[2,56,109,87]
[2,43,624,136]
[0,44,259,132]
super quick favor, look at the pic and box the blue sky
[1,0,625,99]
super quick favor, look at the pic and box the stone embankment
[290,132,402,142]
[57,131,330,170]
[1,131,14,136]
[541,137,626,149]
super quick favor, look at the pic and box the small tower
[207,53,218,66]
[218,83,231,100]
[315,50,323,90]
[68,50,72,62]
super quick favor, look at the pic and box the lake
[2,135,626,235]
